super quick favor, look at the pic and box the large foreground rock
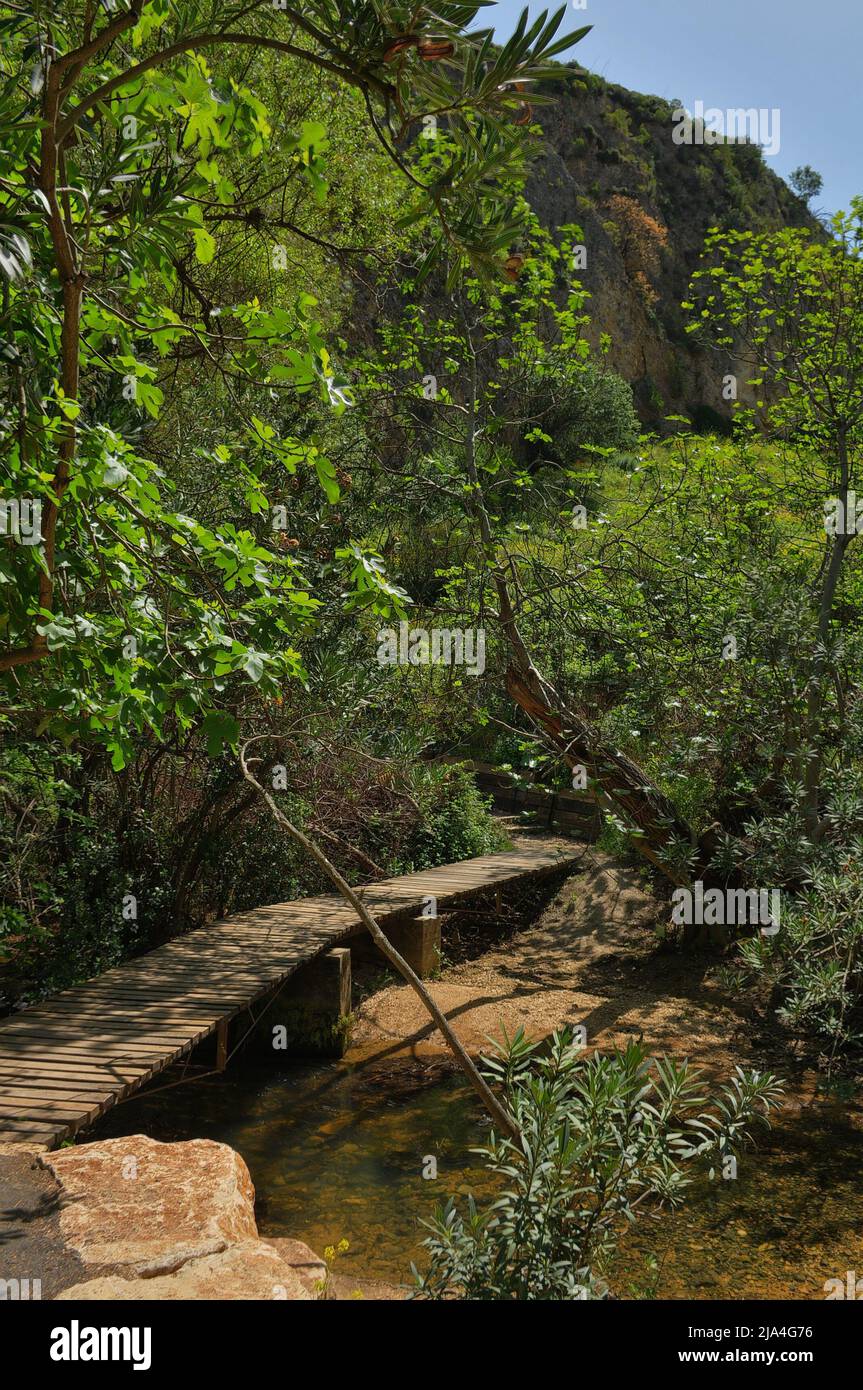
[42,1134,257,1276]
[38,1134,320,1299]
[55,1241,310,1301]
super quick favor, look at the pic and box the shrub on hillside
[522,360,640,467]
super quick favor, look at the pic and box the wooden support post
[243,948,352,1058]
[381,915,441,978]
[216,1018,228,1071]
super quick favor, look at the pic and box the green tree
[789,164,823,205]
[355,211,697,881]
[686,202,863,836]
[0,1,588,770]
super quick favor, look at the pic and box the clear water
[98,1053,495,1285]
[97,1052,863,1297]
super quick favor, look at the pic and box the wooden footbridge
[0,846,576,1149]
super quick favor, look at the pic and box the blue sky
[483,0,861,217]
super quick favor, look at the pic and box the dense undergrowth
[0,746,504,1006]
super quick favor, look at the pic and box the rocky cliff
[528,68,820,426]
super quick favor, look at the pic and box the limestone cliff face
[527,69,819,426]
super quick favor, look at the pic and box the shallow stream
[98,1047,863,1298]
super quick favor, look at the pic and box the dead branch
[239,738,519,1140]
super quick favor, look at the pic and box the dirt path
[0,1145,86,1300]
[351,842,804,1088]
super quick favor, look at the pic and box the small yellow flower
[338,1238,350,1254]
[324,1246,335,1262]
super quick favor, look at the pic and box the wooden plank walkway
[0,846,576,1148]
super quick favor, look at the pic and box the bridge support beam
[243,947,352,1059]
[380,915,441,979]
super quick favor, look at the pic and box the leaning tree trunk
[504,665,695,885]
[459,324,700,887]
[239,741,520,1141]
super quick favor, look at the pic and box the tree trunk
[458,313,695,887]
[239,742,520,1141]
